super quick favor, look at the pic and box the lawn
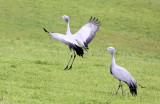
[0,0,160,104]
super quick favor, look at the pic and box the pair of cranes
[43,15,144,96]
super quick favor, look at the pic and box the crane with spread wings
[44,15,101,70]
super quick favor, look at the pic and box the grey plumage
[43,15,101,70]
[107,47,137,96]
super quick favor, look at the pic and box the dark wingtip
[43,28,49,33]
[89,16,92,22]
[88,17,101,26]
[93,18,98,23]
[91,17,95,22]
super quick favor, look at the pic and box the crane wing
[43,28,78,46]
[112,65,135,83]
[73,17,101,49]
[43,28,84,56]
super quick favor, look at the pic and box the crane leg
[68,51,76,70]
[120,81,123,95]
[64,49,73,70]
[116,80,123,95]
[116,81,121,95]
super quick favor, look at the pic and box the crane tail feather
[129,87,137,96]
[128,80,137,96]
[73,45,84,57]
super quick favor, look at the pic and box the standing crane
[44,15,101,70]
[107,47,145,96]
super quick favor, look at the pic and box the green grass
[0,0,160,104]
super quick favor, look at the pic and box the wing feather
[73,17,101,48]
[43,28,78,46]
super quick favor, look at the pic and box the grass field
[0,0,160,104]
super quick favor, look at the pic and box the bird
[107,47,145,96]
[43,15,101,70]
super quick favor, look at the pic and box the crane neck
[66,22,71,35]
[112,54,116,65]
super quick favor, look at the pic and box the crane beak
[106,48,109,50]
[61,16,63,19]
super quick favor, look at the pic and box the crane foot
[68,65,72,70]
[64,66,68,70]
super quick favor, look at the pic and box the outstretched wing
[43,28,78,46]
[43,28,84,56]
[73,17,101,49]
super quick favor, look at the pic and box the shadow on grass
[79,100,111,104]
[34,60,52,65]
[80,101,111,104]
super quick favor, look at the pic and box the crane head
[107,47,115,55]
[61,15,69,23]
